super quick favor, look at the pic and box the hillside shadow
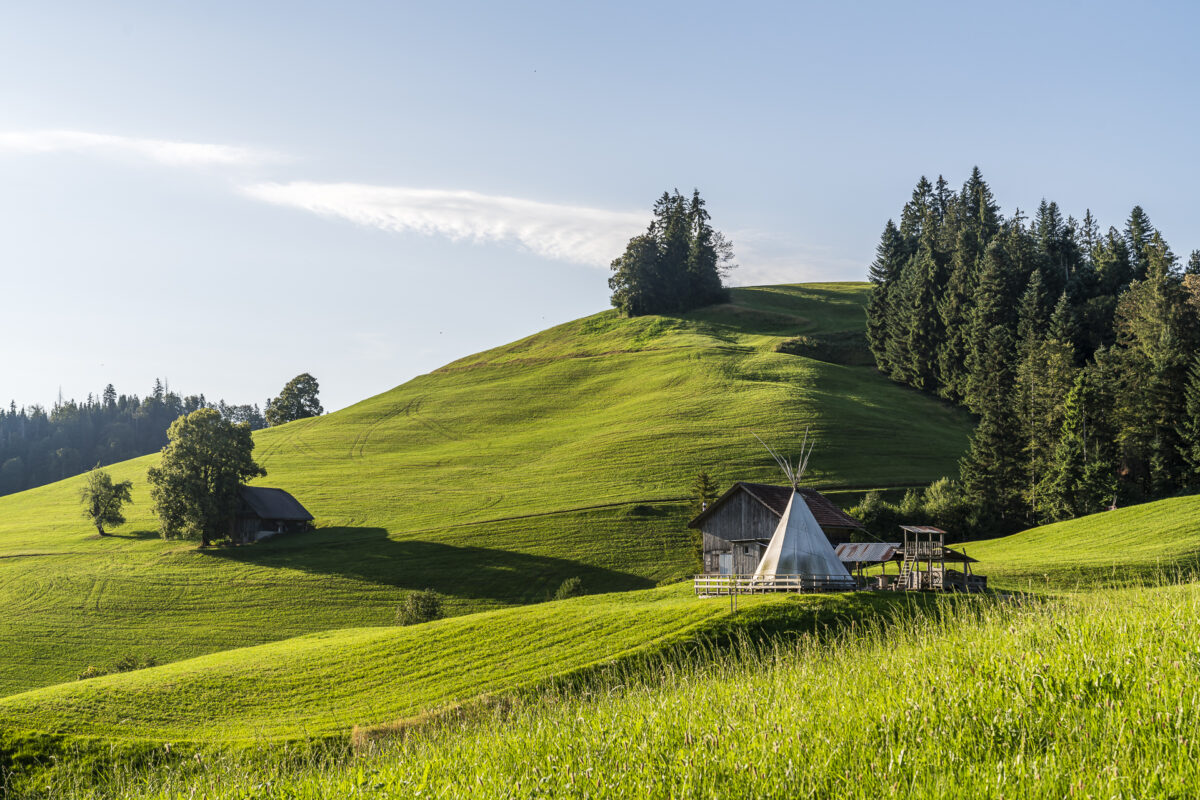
[204,526,655,604]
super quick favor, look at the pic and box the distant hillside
[968,493,1200,588]
[0,283,974,696]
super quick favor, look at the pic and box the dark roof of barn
[238,486,313,521]
[687,482,864,530]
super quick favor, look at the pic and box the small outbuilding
[231,486,314,544]
[689,482,864,575]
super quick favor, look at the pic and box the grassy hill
[0,283,976,696]
[48,582,1196,800]
[967,493,1200,589]
[0,586,913,751]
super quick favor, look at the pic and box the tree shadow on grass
[203,526,656,604]
[104,529,163,541]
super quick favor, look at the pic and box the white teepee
[751,431,854,585]
[753,490,853,581]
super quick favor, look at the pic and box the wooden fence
[693,574,857,596]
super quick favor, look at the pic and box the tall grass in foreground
[12,584,1200,799]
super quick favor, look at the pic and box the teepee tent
[751,431,854,587]
[753,490,854,582]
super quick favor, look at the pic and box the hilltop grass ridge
[0,283,976,696]
[11,582,1200,799]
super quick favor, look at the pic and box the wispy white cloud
[242,181,648,267]
[0,129,282,167]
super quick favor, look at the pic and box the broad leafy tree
[147,408,265,546]
[265,373,324,427]
[78,466,133,536]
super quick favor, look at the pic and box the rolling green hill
[967,493,1200,589]
[0,283,975,696]
[0,586,909,750]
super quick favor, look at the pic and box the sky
[2,1,1198,412]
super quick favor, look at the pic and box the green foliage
[0,381,263,498]
[146,408,266,546]
[689,470,720,515]
[78,466,133,536]
[551,577,582,601]
[1182,355,1200,485]
[265,373,324,427]
[865,171,1200,533]
[609,189,731,316]
[395,589,444,626]
[1035,370,1118,522]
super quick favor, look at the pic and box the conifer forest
[866,169,1200,535]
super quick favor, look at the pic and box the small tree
[265,373,324,427]
[690,469,720,514]
[396,589,444,625]
[146,408,265,547]
[552,576,583,601]
[78,466,133,536]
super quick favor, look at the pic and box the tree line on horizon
[864,168,1200,535]
[0,373,323,498]
[608,189,735,316]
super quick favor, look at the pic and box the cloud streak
[0,129,282,167]
[243,181,649,267]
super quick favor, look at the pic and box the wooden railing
[693,573,857,596]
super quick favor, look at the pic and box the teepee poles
[753,426,814,490]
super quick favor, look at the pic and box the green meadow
[0,283,974,696]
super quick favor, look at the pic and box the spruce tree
[685,190,728,307]
[1181,355,1200,485]
[1036,370,1118,520]
[1124,206,1155,281]
[902,232,943,392]
[959,326,1025,530]
[866,220,906,371]
[1187,250,1200,277]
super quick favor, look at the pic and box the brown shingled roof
[687,481,863,530]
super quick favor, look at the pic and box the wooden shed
[688,482,864,575]
[231,486,314,544]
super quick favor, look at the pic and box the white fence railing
[693,574,857,596]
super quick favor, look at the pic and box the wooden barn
[689,482,864,575]
[231,486,314,544]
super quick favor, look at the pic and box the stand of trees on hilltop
[0,380,266,497]
[865,168,1200,535]
[609,189,735,316]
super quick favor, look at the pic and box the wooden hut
[231,486,314,544]
[689,482,864,575]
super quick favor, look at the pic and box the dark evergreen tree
[1036,370,1118,520]
[959,326,1025,530]
[1181,355,1200,486]
[609,190,733,317]
[865,220,906,371]
[1187,250,1200,277]
[1124,206,1155,281]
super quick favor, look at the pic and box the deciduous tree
[147,408,265,546]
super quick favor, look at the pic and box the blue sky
[2,1,1198,412]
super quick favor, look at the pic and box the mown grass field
[967,493,1200,589]
[0,283,976,696]
[14,582,1200,799]
[0,587,916,749]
